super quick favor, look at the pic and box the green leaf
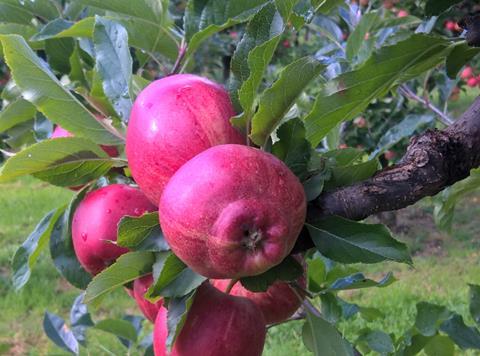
[0,23,42,56]
[31,18,75,41]
[370,114,434,159]
[324,159,379,190]
[272,119,312,180]
[117,212,169,252]
[167,291,196,351]
[275,0,301,22]
[146,253,206,299]
[312,0,345,14]
[306,256,326,293]
[230,3,284,127]
[11,208,64,291]
[357,329,394,354]
[440,314,480,350]
[0,138,115,186]
[320,293,342,323]
[425,0,463,16]
[240,256,303,292]
[94,319,138,342]
[425,335,455,356]
[0,34,122,145]
[185,0,271,56]
[304,34,453,146]
[302,310,354,356]
[326,272,395,292]
[45,37,75,73]
[446,42,480,79]
[84,251,155,304]
[50,189,92,290]
[93,17,133,122]
[470,284,480,327]
[0,98,36,133]
[415,302,451,337]
[346,12,380,62]
[32,17,95,40]
[359,307,384,322]
[0,0,59,24]
[307,216,412,264]
[43,311,79,355]
[250,56,324,146]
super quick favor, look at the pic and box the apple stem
[171,39,187,75]
[225,278,239,294]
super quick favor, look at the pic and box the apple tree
[1,0,480,354]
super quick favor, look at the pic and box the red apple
[72,184,157,275]
[397,10,408,18]
[467,77,478,88]
[461,66,474,80]
[153,283,266,356]
[159,144,306,279]
[211,278,304,324]
[51,125,119,157]
[384,150,396,160]
[133,274,163,323]
[126,74,244,205]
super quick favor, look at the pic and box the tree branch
[308,95,480,222]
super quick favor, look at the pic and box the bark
[308,95,480,222]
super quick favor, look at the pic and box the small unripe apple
[153,283,266,356]
[467,77,478,88]
[126,74,244,205]
[353,116,367,128]
[159,144,306,279]
[133,274,163,323]
[383,0,394,9]
[282,40,291,48]
[397,10,408,18]
[72,184,156,275]
[461,66,474,80]
[384,150,396,160]
[211,278,304,324]
[339,144,349,149]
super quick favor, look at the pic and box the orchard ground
[0,89,478,355]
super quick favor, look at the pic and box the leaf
[230,3,284,127]
[324,159,379,190]
[357,329,394,354]
[84,251,155,304]
[50,189,92,290]
[0,137,115,186]
[0,34,122,145]
[31,18,75,41]
[119,315,144,349]
[275,0,301,22]
[45,37,75,73]
[415,302,451,337]
[424,335,455,356]
[307,216,412,264]
[446,42,480,79]
[184,0,271,56]
[117,212,169,251]
[304,34,453,146]
[320,293,342,323]
[440,314,480,350]
[0,0,59,24]
[146,253,206,299]
[167,291,196,351]
[272,119,312,180]
[70,293,94,346]
[359,307,384,322]
[93,17,133,122]
[425,0,463,16]
[94,319,138,342]
[312,0,345,14]
[370,114,434,158]
[302,310,354,356]
[0,98,36,133]
[11,208,64,291]
[250,56,324,146]
[43,311,79,355]
[346,12,380,62]
[307,256,327,293]
[0,23,42,55]
[240,256,304,292]
[326,272,395,292]
[470,284,480,327]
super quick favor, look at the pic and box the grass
[1,177,480,355]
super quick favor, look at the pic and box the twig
[267,313,306,329]
[0,149,16,157]
[399,84,454,126]
[170,39,187,75]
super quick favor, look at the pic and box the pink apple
[397,10,408,18]
[153,283,266,356]
[467,77,478,88]
[461,66,474,80]
[159,144,306,279]
[133,274,163,323]
[126,74,244,205]
[72,184,157,275]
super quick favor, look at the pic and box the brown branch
[308,95,480,223]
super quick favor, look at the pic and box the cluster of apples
[460,66,480,88]
[62,74,307,355]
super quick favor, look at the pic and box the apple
[51,125,119,157]
[159,144,306,279]
[397,10,408,18]
[353,116,367,128]
[133,274,163,323]
[461,66,474,80]
[126,74,244,205]
[384,150,396,161]
[467,77,478,88]
[153,283,266,356]
[72,184,157,275]
[211,278,304,324]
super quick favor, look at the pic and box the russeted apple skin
[211,278,304,324]
[159,144,307,279]
[126,74,244,205]
[133,274,163,323]
[153,283,266,356]
[51,125,119,157]
[72,184,157,275]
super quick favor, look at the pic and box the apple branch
[308,95,480,222]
